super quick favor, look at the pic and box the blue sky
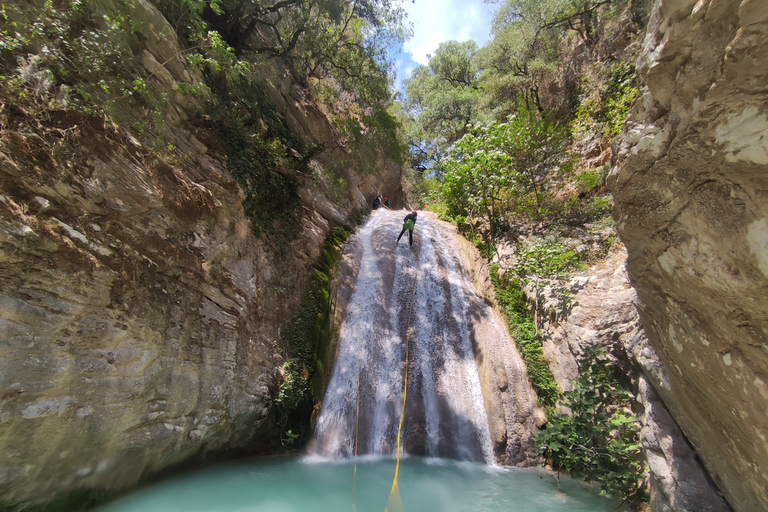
[392,0,499,93]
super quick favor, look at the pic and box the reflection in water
[98,456,617,512]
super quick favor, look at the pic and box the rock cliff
[608,1,768,511]
[0,0,402,506]
[529,248,731,512]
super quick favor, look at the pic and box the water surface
[98,456,617,512]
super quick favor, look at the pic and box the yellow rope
[384,236,420,512]
[353,303,362,511]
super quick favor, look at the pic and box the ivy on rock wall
[209,77,306,241]
[275,226,351,444]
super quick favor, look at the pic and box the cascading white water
[95,211,612,512]
[311,209,495,463]
[98,210,601,512]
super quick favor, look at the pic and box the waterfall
[310,209,505,464]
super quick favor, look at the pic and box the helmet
[412,211,417,214]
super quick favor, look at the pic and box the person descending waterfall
[372,195,382,210]
[396,211,418,247]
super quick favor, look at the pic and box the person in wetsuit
[396,211,418,247]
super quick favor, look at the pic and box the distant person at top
[383,197,390,208]
[372,195,382,209]
[396,211,418,248]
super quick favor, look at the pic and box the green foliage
[553,191,614,225]
[333,177,347,201]
[211,78,304,241]
[441,120,513,236]
[282,429,300,445]
[572,57,638,150]
[513,239,581,282]
[152,0,220,39]
[400,0,644,254]
[479,0,618,118]
[0,0,244,156]
[534,345,647,506]
[574,164,608,193]
[491,266,558,407]
[197,0,406,111]
[402,40,481,168]
[274,358,311,416]
[276,226,351,442]
[440,111,567,245]
[0,0,146,117]
[604,60,638,138]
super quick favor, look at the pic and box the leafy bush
[440,112,567,240]
[574,164,609,193]
[513,239,581,281]
[534,345,646,507]
[491,266,559,407]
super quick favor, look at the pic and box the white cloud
[400,0,496,64]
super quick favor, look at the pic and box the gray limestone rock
[608,1,768,511]
[529,248,731,512]
[0,2,402,507]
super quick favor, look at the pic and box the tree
[479,0,561,117]
[402,40,482,170]
[479,0,619,119]
[199,0,406,101]
[440,110,567,238]
[441,121,513,237]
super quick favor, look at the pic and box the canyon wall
[527,248,731,512]
[0,0,401,506]
[608,1,768,511]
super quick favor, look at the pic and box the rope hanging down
[352,322,362,511]
[350,217,420,512]
[384,236,420,512]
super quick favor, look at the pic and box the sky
[392,0,499,93]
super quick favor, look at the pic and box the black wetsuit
[396,212,418,247]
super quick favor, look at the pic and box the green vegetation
[211,78,305,240]
[1,0,407,250]
[491,265,558,407]
[276,226,351,443]
[401,0,645,244]
[513,236,583,314]
[534,345,646,506]
[441,112,567,236]
[397,1,648,502]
